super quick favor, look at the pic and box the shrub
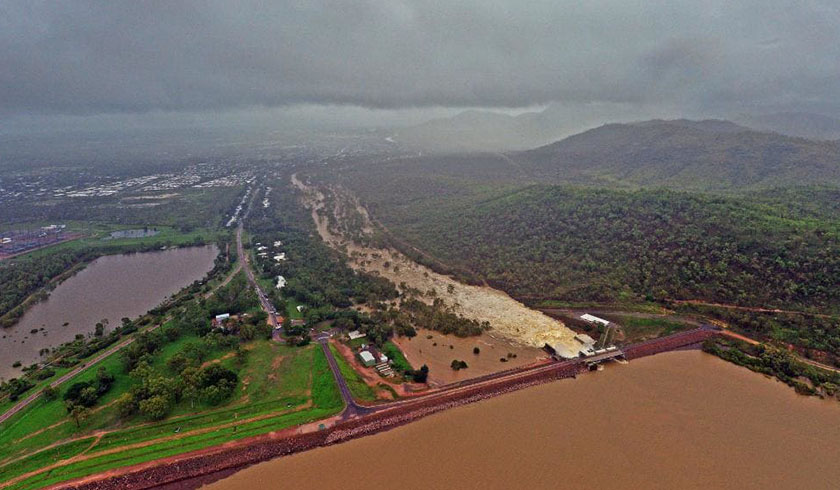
[450,360,469,371]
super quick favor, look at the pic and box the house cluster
[225,186,252,228]
[255,240,286,263]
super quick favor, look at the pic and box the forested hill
[376,185,840,314]
[516,119,840,191]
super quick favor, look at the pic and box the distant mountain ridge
[516,119,840,191]
[736,112,840,141]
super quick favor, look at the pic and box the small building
[378,353,389,364]
[273,240,283,247]
[296,305,305,313]
[215,313,230,323]
[273,253,286,261]
[574,333,597,357]
[359,350,376,367]
[276,275,287,289]
[257,246,268,251]
[348,330,366,340]
[580,314,610,327]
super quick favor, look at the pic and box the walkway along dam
[54,327,718,490]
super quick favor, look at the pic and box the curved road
[317,337,373,419]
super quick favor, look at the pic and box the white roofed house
[214,313,231,329]
[273,253,286,262]
[276,275,287,289]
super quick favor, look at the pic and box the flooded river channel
[0,245,218,380]
[208,350,840,490]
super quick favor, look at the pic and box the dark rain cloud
[1,0,839,116]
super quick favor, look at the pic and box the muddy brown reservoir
[207,350,840,490]
[0,245,218,380]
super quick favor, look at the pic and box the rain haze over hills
[1,1,840,157]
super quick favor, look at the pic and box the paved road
[316,335,373,419]
[236,224,277,328]
[0,323,158,425]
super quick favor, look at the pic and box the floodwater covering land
[0,245,218,379]
[208,350,840,490]
[394,327,548,385]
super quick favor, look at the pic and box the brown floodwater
[207,351,840,490]
[394,328,549,385]
[0,246,218,380]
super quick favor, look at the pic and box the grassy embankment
[328,344,377,402]
[0,341,342,489]
[382,341,413,373]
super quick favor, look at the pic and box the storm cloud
[1,0,839,116]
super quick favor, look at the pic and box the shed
[359,350,376,367]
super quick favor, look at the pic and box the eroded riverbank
[290,174,578,353]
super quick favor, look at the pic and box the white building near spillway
[580,314,610,327]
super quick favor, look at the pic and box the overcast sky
[2,0,839,125]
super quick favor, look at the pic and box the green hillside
[517,120,840,191]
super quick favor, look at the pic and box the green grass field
[8,224,220,261]
[285,297,305,320]
[382,341,413,373]
[610,315,692,342]
[328,344,376,402]
[0,341,343,488]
